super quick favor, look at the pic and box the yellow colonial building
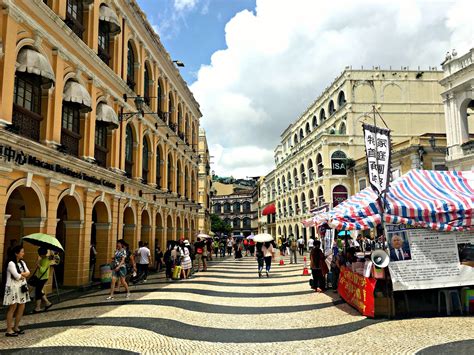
[274,68,446,242]
[0,0,205,287]
[197,128,211,234]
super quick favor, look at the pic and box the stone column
[0,12,18,126]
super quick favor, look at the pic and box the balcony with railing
[61,128,80,156]
[11,104,42,142]
[94,145,107,168]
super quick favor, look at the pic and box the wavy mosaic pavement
[1,254,473,354]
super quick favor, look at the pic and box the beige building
[274,68,446,242]
[440,48,474,170]
[0,0,205,287]
[197,128,211,234]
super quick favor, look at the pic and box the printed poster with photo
[385,224,474,291]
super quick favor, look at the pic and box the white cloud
[191,0,474,178]
[174,0,199,12]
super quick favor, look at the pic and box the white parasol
[253,233,274,243]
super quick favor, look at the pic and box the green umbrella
[22,233,64,252]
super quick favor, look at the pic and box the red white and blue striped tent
[384,170,474,231]
[328,187,382,230]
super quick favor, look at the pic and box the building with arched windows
[273,67,447,243]
[0,0,208,287]
[440,48,474,170]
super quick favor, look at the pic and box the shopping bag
[172,266,182,280]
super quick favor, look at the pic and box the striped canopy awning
[384,170,474,231]
[328,187,382,230]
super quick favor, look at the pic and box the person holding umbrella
[255,242,264,277]
[3,245,30,337]
[254,234,275,277]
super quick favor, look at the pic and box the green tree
[211,214,232,234]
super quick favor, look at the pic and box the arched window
[125,125,133,177]
[142,137,149,184]
[233,218,240,229]
[288,198,293,215]
[332,185,348,207]
[331,150,347,175]
[127,42,135,90]
[338,91,346,107]
[13,63,44,141]
[243,217,251,229]
[243,201,251,213]
[283,200,287,216]
[320,108,326,122]
[339,122,347,135]
[300,163,306,184]
[224,218,231,226]
[176,162,182,196]
[312,115,318,128]
[329,100,335,115]
[316,153,323,177]
[177,105,183,138]
[144,64,150,105]
[294,195,299,214]
[301,193,307,213]
[167,153,173,192]
[157,80,163,119]
[305,122,311,135]
[293,168,298,186]
[66,0,84,39]
[98,5,120,66]
[293,133,298,146]
[309,189,315,209]
[156,145,162,188]
[317,186,324,206]
[214,203,221,214]
[277,178,281,194]
[287,172,292,188]
[224,202,231,213]
[278,202,282,215]
[307,159,314,181]
[233,201,241,213]
[168,93,175,129]
[299,128,304,140]
[184,167,189,198]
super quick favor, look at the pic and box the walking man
[289,235,298,264]
[137,241,151,282]
[297,236,305,256]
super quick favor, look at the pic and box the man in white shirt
[307,237,315,252]
[137,241,151,282]
[297,236,305,256]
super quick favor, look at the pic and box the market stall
[308,169,474,318]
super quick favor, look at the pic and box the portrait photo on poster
[458,242,474,267]
[387,228,412,262]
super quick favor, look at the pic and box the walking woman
[256,242,264,277]
[310,240,329,292]
[262,242,274,277]
[3,245,30,337]
[32,247,58,313]
[107,240,130,299]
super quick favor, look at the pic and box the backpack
[290,240,297,251]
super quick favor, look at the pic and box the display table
[337,266,377,317]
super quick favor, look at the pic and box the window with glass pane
[66,0,84,38]
[144,67,150,105]
[157,81,162,116]
[98,24,110,65]
[127,42,135,90]
[156,148,162,188]
[14,74,42,114]
[95,124,107,148]
[167,157,173,191]
[62,104,80,133]
[125,125,133,162]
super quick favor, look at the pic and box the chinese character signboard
[362,123,391,195]
[338,266,376,317]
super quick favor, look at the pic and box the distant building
[198,128,211,234]
[440,48,474,170]
[211,178,258,236]
[258,171,276,236]
[273,67,446,242]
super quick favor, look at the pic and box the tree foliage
[211,214,232,234]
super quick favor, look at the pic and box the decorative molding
[63,220,84,229]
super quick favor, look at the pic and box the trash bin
[100,264,112,288]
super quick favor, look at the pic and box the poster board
[386,224,474,291]
[338,266,376,317]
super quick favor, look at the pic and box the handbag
[28,267,48,288]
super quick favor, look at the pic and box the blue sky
[137,0,256,85]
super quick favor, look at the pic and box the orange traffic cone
[279,258,284,265]
[302,256,310,275]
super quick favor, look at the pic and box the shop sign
[331,151,347,175]
[338,266,376,317]
[0,144,116,189]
